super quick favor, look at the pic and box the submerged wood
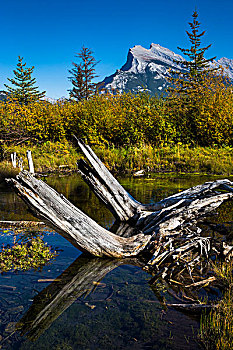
[17,254,219,341]
[6,139,233,259]
[166,302,219,313]
[0,220,45,228]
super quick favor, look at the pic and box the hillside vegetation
[1,11,233,176]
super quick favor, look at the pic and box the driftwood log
[6,139,233,263]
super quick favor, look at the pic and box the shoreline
[1,142,233,180]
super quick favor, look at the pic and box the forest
[1,71,233,176]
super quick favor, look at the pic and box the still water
[0,173,233,350]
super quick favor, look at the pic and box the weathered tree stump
[6,139,233,262]
[6,171,149,257]
[6,140,233,340]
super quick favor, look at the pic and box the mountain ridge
[99,44,233,95]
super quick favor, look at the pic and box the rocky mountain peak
[99,44,233,95]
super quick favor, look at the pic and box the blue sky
[0,0,232,98]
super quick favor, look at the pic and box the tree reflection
[17,255,140,340]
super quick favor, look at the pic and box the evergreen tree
[167,11,222,145]
[168,11,218,95]
[4,56,45,104]
[68,47,98,101]
[68,63,85,101]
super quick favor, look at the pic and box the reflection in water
[16,255,202,350]
[17,256,126,340]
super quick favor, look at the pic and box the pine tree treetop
[68,46,99,101]
[4,56,45,104]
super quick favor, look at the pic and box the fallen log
[6,140,233,261]
[76,139,233,219]
[6,172,150,257]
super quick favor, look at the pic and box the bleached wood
[11,152,17,168]
[76,138,233,223]
[76,138,144,221]
[26,150,35,174]
[6,172,150,258]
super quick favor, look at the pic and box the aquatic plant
[0,234,57,272]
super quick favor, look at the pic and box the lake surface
[0,173,233,350]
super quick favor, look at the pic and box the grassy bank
[96,144,233,175]
[1,142,233,178]
[199,262,233,349]
[0,141,78,178]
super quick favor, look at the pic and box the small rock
[133,170,145,177]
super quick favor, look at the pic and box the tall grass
[2,141,79,176]
[95,144,233,175]
[1,142,233,177]
[200,262,233,349]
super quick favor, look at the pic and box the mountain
[41,96,58,104]
[99,43,233,95]
[216,57,233,80]
[0,91,7,101]
[41,96,68,103]
[0,92,63,104]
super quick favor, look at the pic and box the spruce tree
[169,11,218,95]
[4,56,45,104]
[69,63,85,101]
[167,11,221,145]
[68,47,98,101]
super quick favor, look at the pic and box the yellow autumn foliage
[0,78,232,149]
[167,71,233,146]
[0,93,175,147]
